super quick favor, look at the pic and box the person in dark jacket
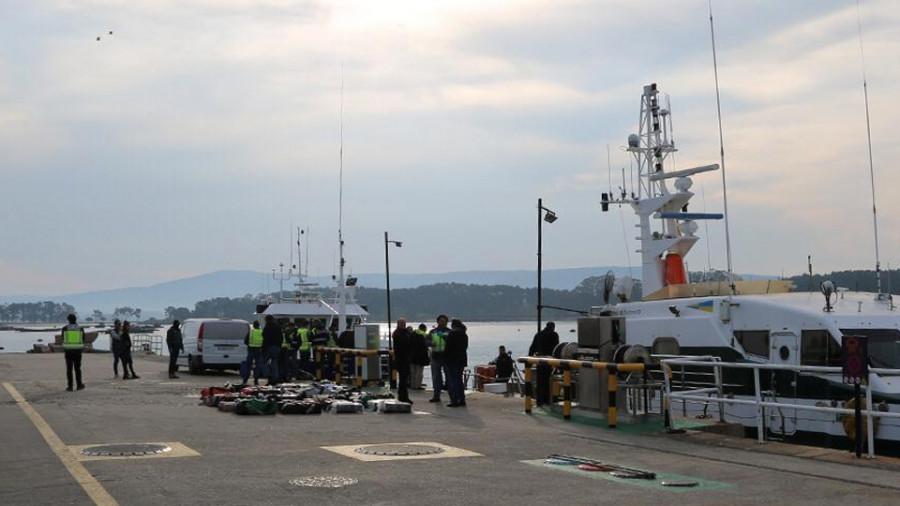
[110,319,123,378]
[444,318,469,407]
[166,320,184,379]
[490,345,515,382]
[529,322,559,405]
[409,323,430,390]
[261,315,282,385]
[392,318,413,404]
[120,320,139,380]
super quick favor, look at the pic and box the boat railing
[660,357,900,458]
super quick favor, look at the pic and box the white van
[177,318,250,374]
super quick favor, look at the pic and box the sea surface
[0,320,579,367]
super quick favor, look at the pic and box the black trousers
[121,348,136,376]
[396,360,410,401]
[65,350,83,388]
[168,348,180,374]
[535,364,552,406]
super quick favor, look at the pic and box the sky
[1,0,899,296]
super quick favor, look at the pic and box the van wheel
[188,355,201,375]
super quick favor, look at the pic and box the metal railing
[661,357,900,458]
[131,334,163,356]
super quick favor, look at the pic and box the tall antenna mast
[708,0,735,295]
[337,64,348,333]
[856,0,882,296]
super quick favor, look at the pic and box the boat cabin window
[734,331,768,358]
[840,329,900,369]
[800,330,841,367]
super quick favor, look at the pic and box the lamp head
[543,211,557,223]
[396,241,402,248]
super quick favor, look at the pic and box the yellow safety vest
[248,328,263,348]
[296,328,310,351]
[327,333,336,347]
[62,329,84,350]
[282,332,292,349]
[415,329,428,339]
[430,329,447,353]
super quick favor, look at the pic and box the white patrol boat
[599,83,900,451]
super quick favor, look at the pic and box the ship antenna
[609,145,633,277]
[708,0,735,296]
[337,63,348,333]
[855,0,882,296]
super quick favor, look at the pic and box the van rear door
[201,320,249,366]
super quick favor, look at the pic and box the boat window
[800,330,841,367]
[839,329,900,369]
[734,331,768,358]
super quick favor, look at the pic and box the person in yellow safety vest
[427,314,450,402]
[61,313,85,391]
[296,319,311,377]
[279,320,296,382]
[242,320,264,386]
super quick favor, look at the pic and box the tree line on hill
[3,269,892,324]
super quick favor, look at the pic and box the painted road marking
[2,382,119,506]
[323,441,482,462]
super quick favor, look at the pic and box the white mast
[855,0,883,297]
[708,0,735,296]
[337,66,348,333]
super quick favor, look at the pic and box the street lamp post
[385,231,402,390]
[537,198,557,334]
[384,232,403,347]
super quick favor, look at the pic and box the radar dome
[627,134,640,148]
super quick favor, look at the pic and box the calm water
[0,320,579,366]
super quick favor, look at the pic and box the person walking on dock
[261,315,282,386]
[445,319,469,407]
[110,319,123,378]
[280,321,296,382]
[61,313,85,391]
[409,323,429,390]
[529,322,559,406]
[296,319,312,377]
[166,320,184,379]
[120,320,139,380]
[242,320,264,386]
[428,314,450,403]
[392,318,413,404]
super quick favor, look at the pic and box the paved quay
[2,353,899,506]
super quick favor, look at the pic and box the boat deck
[2,353,899,505]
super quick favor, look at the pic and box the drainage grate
[354,443,445,456]
[79,444,172,457]
[290,476,358,488]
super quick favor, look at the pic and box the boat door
[768,332,798,436]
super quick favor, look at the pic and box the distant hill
[0,266,638,315]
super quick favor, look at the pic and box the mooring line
[2,382,118,506]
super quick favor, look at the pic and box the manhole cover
[354,444,445,456]
[80,444,172,457]
[290,476,358,488]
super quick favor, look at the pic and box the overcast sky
[1,0,898,296]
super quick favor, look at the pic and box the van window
[801,330,841,366]
[734,331,769,357]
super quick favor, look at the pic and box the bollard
[608,373,618,429]
[356,356,363,388]
[334,352,342,384]
[524,366,533,414]
[314,348,322,381]
[562,369,572,420]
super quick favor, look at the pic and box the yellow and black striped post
[524,366,533,414]
[562,369,572,420]
[608,373,618,429]
[314,348,323,381]
[390,350,398,388]
[334,352,342,384]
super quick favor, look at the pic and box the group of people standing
[241,315,338,386]
[392,314,469,407]
[60,313,141,391]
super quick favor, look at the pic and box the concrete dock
[2,353,900,505]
